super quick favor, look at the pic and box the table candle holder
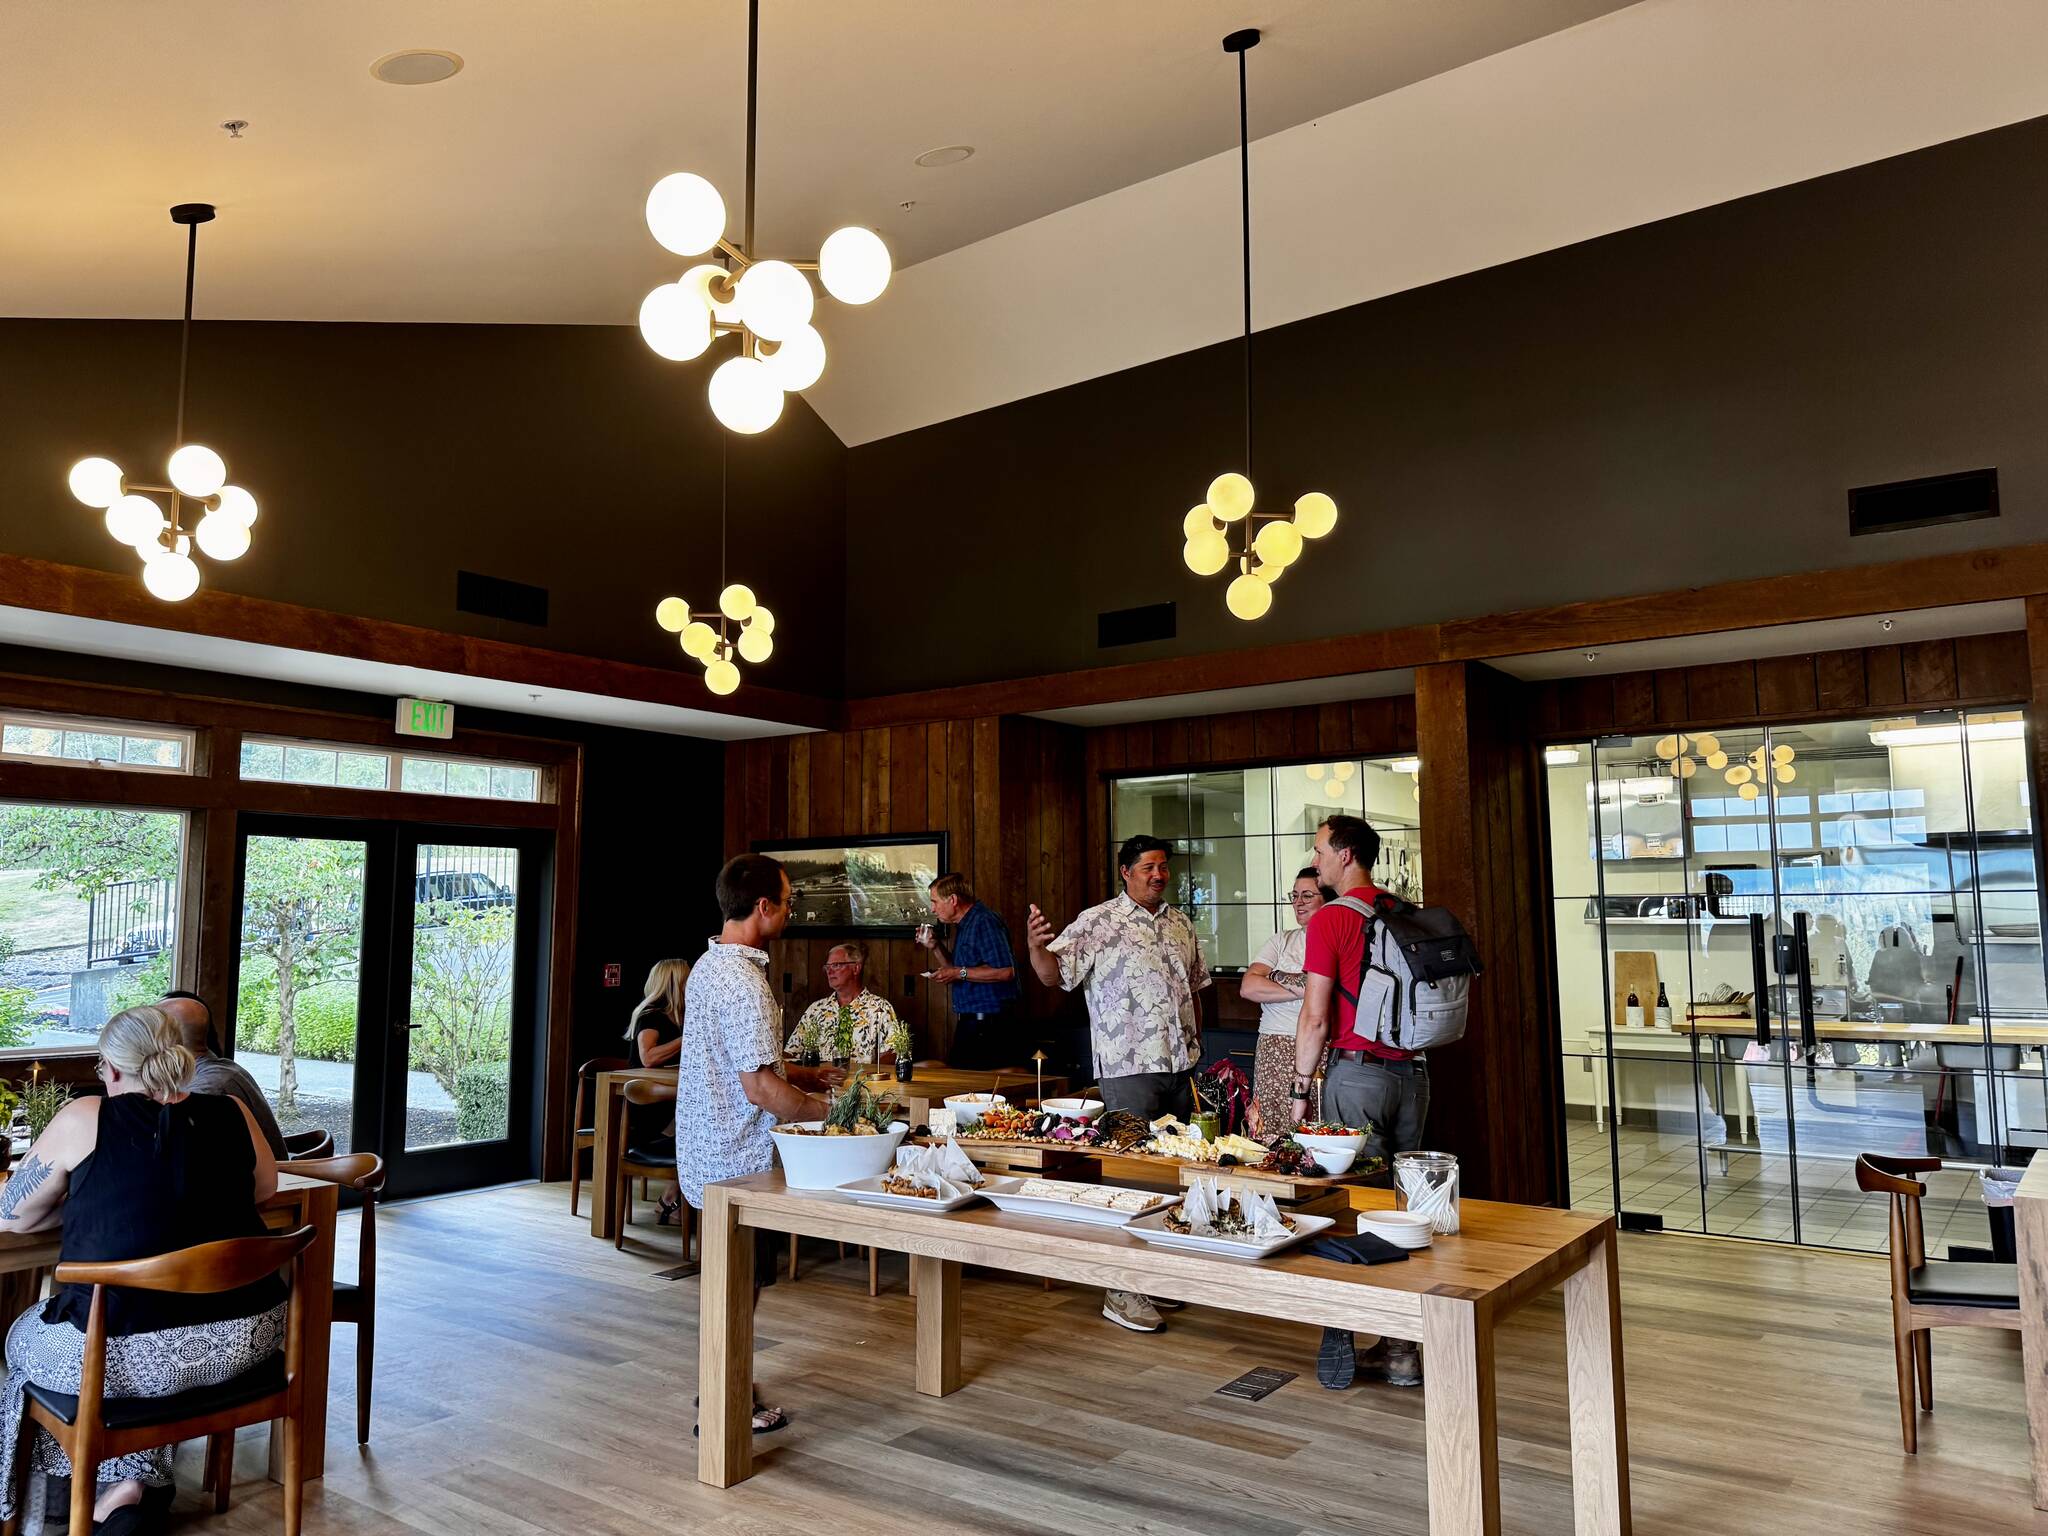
[1393,1151,1461,1234]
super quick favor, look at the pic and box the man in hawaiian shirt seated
[785,941,903,1066]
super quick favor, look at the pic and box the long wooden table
[2013,1157,2048,1510]
[698,1172,1629,1535]
[0,1170,339,1482]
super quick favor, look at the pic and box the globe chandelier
[1655,732,1796,801]
[67,204,260,602]
[636,0,892,434]
[653,438,775,697]
[1180,29,1338,621]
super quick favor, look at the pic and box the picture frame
[752,832,949,936]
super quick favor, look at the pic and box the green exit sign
[396,697,455,739]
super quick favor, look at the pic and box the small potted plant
[19,1072,71,1147]
[890,1022,915,1081]
[830,1002,857,1066]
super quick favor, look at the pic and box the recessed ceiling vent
[1098,601,1175,649]
[371,49,464,86]
[1848,468,1998,536]
[456,570,548,627]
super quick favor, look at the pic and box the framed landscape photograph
[753,832,949,936]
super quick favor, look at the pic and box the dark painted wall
[0,321,848,695]
[0,643,726,1075]
[844,114,2048,695]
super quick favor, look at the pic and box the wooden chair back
[623,1078,679,1108]
[1856,1152,1941,1278]
[282,1128,334,1160]
[574,1056,630,1131]
[280,1154,386,1293]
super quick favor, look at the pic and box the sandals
[691,1394,791,1437]
[657,1192,683,1226]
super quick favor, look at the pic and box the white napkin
[889,1137,985,1199]
[1241,1189,1290,1239]
[1181,1176,1221,1229]
[1180,1176,1288,1239]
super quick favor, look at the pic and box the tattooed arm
[0,1098,95,1233]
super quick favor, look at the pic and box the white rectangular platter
[978,1176,1180,1227]
[1122,1207,1335,1259]
[836,1175,987,1213]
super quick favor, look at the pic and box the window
[0,804,188,1054]
[1106,757,1424,969]
[0,712,193,774]
[240,738,543,803]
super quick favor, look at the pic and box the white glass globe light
[646,172,726,257]
[193,513,250,561]
[655,596,690,633]
[638,282,713,361]
[1182,505,1217,540]
[734,260,813,342]
[1250,560,1282,583]
[1294,491,1338,539]
[708,356,784,434]
[213,485,259,527]
[168,444,227,498]
[1253,520,1304,568]
[141,549,201,602]
[704,657,742,696]
[680,621,718,660]
[106,494,166,550]
[748,606,775,636]
[1304,763,1326,781]
[818,226,892,305]
[1226,570,1273,621]
[760,324,826,392]
[718,583,757,622]
[737,627,774,664]
[1208,473,1255,522]
[68,457,124,508]
[682,263,742,324]
[1182,531,1230,576]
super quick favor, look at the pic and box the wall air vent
[1097,601,1176,649]
[1847,468,1998,537]
[456,570,549,626]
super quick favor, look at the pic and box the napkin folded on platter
[888,1137,986,1199]
[1180,1176,1290,1239]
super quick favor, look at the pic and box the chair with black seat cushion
[569,1056,629,1217]
[617,1078,687,1258]
[1854,1152,2020,1452]
[281,1129,333,1161]
[1,1226,317,1536]
[279,1153,385,1444]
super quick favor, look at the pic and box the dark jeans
[949,1012,1008,1070]
[1325,1056,1430,1167]
[1098,1070,1194,1122]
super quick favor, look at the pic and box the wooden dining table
[0,1169,339,1482]
[587,1061,1068,1241]
[2012,1157,2048,1510]
[698,1171,1630,1535]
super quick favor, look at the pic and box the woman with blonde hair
[625,959,689,1224]
[0,1004,283,1533]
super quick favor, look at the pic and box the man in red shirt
[1296,812,1428,1391]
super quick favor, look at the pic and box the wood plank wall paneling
[725,717,1084,1059]
[1529,632,2029,739]
[1416,662,1560,1207]
[1079,697,1418,904]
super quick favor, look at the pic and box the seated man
[784,942,901,1065]
[156,991,290,1160]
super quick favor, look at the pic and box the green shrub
[291,985,358,1062]
[455,1061,511,1142]
[109,951,174,1015]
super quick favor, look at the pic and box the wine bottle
[1654,982,1672,1030]
[1625,988,1644,1030]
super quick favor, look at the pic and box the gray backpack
[1329,892,1481,1052]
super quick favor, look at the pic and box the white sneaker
[1102,1289,1164,1332]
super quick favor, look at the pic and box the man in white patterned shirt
[1027,833,1210,1333]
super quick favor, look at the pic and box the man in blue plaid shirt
[918,872,1019,1067]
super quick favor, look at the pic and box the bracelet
[1289,1090,1311,1102]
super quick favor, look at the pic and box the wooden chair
[616,1078,687,1258]
[1854,1152,2020,1451]
[1,1227,317,1536]
[279,1153,384,1444]
[568,1056,629,1217]
[281,1129,333,1160]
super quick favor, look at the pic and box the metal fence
[87,877,176,967]
[414,844,519,910]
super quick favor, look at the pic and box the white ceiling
[1031,668,1416,728]
[0,0,1625,318]
[0,606,813,741]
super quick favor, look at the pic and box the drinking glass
[1393,1151,1461,1234]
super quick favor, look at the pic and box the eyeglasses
[823,960,859,971]
[1289,890,1320,902]
[93,1057,110,1081]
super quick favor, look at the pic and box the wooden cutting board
[1612,950,1659,1027]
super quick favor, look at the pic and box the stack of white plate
[1355,1209,1435,1250]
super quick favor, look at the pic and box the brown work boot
[1358,1336,1423,1387]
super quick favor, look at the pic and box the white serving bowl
[1296,1130,1368,1164]
[770,1120,909,1190]
[1306,1144,1359,1177]
[943,1093,1007,1128]
[1039,1097,1105,1122]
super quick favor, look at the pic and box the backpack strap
[1326,894,1376,1008]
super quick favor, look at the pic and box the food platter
[978,1176,1180,1227]
[1124,1205,1334,1259]
[836,1174,988,1213]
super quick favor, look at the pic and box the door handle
[1793,911,1818,1061]
[1747,914,1771,1048]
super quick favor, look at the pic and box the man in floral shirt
[1027,833,1210,1333]
[784,941,903,1064]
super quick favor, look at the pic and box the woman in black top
[625,959,687,1224]
[0,1005,282,1535]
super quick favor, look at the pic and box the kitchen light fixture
[636,0,891,433]
[1544,746,1583,766]
[67,204,259,602]
[653,436,774,697]
[1656,732,1795,799]
[1178,29,1337,619]
[1868,715,2024,747]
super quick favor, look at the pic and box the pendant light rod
[1224,28,1258,481]
[168,203,215,458]
[744,0,759,259]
